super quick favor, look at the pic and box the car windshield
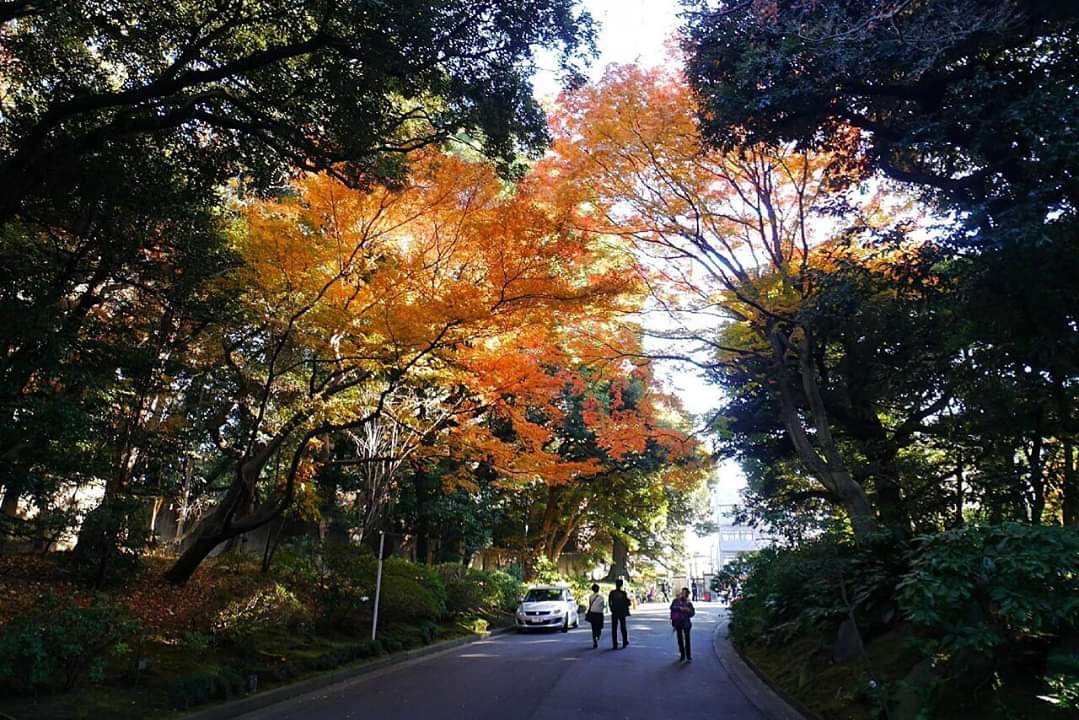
[523,589,563,602]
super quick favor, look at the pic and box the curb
[711,612,814,720]
[183,626,517,720]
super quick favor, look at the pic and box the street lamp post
[371,530,386,642]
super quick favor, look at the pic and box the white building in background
[715,502,773,567]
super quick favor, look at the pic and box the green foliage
[682,1,1079,234]
[418,621,439,645]
[171,667,245,709]
[530,554,563,584]
[277,544,450,630]
[1040,673,1079,712]
[0,595,138,693]
[179,630,211,650]
[898,523,1079,658]
[70,495,152,585]
[436,564,525,615]
[272,543,377,632]
[722,533,905,649]
[487,570,527,612]
[210,584,311,646]
[727,524,1079,716]
[377,573,444,624]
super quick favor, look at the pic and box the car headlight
[551,607,563,615]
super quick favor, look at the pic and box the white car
[515,585,580,632]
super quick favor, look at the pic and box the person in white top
[585,583,606,648]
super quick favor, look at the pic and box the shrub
[171,668,246,709]
[210,583,311,645]
[0,595,139,693]
[722,533,906,648]
[436,564,523,615]
[898,523,1079,658]
[529,554,562,584]
[487,569,526,612]
[418,620,439,644]
[70,494,152,585]
[440,566,487,615]
[376,573,444,623]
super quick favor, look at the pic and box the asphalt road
[243,602,767,720]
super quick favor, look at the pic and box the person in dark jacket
[608,579,631,649]
[670,587,695,662]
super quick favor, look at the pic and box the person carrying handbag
[670,587,696,662]
[585,583,606,648]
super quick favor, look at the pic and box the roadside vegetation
[2,2,1077,719]
[682,2,1079,718]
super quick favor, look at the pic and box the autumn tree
[164,151,633,583]
[0,0,597,542]
[550,66,873,537]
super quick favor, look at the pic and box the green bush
[295,545,448,630]
[0,595,139,693]
[70,494,152,585]
[210,583,311,645]
[171,667,246,709]
[436,564,524,615]
[310,545,375,632]
[440,568,486,614]
[898,523,1079,658]
[488,569,526,611]
[722,533,906,648]
[376,573,444,623]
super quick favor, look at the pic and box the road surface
[243,602,767,720]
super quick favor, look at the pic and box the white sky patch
[533,0,683,100]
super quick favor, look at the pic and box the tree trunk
[769,325,878,540]
[1027,426,1046,525]
[0,478,21,551]
[604,534,630,582]
[540,484,564,558]
[1063,438,1078,527]
[166,460,280,583]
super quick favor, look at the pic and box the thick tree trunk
[604,535,630,582]
[166,456,287,583]
[873,476,910,536]
[769,326,878,540]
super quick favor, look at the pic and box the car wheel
[562,617,569,633]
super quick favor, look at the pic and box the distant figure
[586,583,606,649]
[608,579,631,649]
[670,587,696,662]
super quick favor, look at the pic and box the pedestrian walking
[670,587,696,662]
[585,583,605,648]
[608,579,631,649]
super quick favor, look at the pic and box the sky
[530,0,744,570]
[532,0,682,100]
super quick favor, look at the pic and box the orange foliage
[230,148,679,496]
